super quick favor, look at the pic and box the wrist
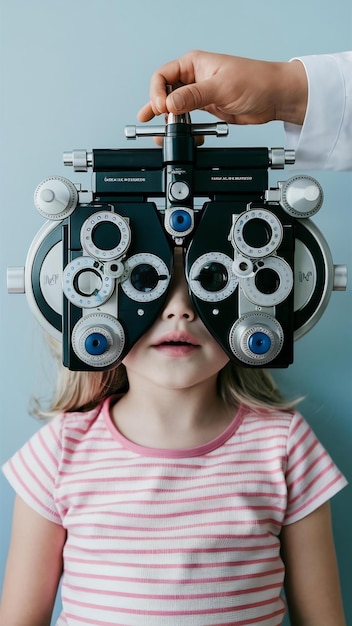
[274,60,308,125]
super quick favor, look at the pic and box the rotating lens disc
[241,256,293,306]
[81,211,131,260]
[63,256,114,308]
[121,253,171,302]
[188,252,238,302]
[231,209,283,258]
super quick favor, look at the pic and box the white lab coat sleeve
[284,52,352,170]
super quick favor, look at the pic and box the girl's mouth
[155,331,199,347]
[153,333,200,356]
[154,341,200,357]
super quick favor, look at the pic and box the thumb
[166,80,216,114]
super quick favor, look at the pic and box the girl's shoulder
[240,405,301,430]
[47,399,107,446]
[1,401,107,525]
[238,406,319,454]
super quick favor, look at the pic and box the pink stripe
[56,502,284,520]
[63,613,117,626]
[286,439,320,477]
[58,468,286,482]
[63,608,285,626]
[17,449,53,500]
[62,592,281,616]
[64,580,282,599]
[56,489,286,507]
[5,460,59,520]
[288,461,335,504]
[65,545,276,556]
[286,474,344,519]
[64,564,284,584]
[59,474,286,490]
[57,480,284,504]
[287,420,317,460]
[65,516,272,532]
[65,511,267,528]
[64,554,279,568]
[38,426,61,466]
[66,527,279,547]
[58,451,286,466]
[63,608,284,626]
[286,450,326,487]
[27,439,53,482]
[218,607,284,625]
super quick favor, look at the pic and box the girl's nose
[161,285,195,321]
[161,250,195,321]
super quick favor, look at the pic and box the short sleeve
[283,412,347,525]
[2,414,64,524]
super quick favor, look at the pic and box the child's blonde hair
[33,337,297,418]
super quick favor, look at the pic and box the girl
[0,249,347,625]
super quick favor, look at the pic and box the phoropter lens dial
[63,256,114,308]
[80,211,131,261]
[121,253,171,302]
[188,252,238,302]
[241,256,293,306]
[230,209,283,258]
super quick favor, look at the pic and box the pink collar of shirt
[103,395,245,459]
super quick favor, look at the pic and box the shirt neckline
[102,395,245,459]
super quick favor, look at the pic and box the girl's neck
[111,380,235,450]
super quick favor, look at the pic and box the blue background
[1,1,351,624]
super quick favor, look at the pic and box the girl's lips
[152,331,200,357]
[153,331,200,348]
[154,344,199,357]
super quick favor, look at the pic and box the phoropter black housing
[7,113,347,370]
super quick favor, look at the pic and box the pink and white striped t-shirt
[3,397,346,626]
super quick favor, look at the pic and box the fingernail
[171,91,185,111]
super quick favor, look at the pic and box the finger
[137,97,170,122]
[166,79,219,114]
[137,102,155,122]
[149,58,184,91]
[153,136,163,147]
[148,54,200,116]
[147,63,181,115]
[137,63,182,121]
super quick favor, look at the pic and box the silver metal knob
[269,148,296,169]
[63,150,93,171]
[125,125,166,139]
[7,267,25,294]
[333,264,348,291]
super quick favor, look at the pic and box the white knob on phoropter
[279,176,323,218]
[34,176,78,220]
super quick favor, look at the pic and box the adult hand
[138,50,308,127]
